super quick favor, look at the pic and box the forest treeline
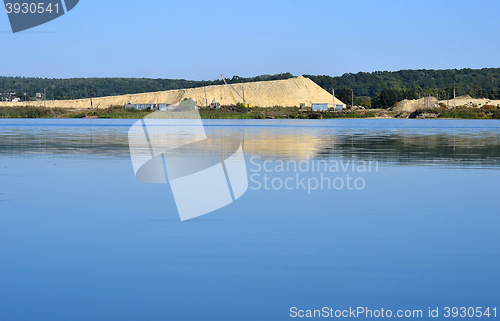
[305,68,500,97]
[306,68,500,109]
[2,68,500,109]
[0,73,295,100]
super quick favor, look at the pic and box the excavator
[221,74,252,108]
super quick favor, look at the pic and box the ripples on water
[1,119,499,167]
[1,119,500,321]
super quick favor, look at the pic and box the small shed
[312,103,328,111]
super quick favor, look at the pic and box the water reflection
[315,133,500,166]
[0,120,130,158]
[0,119,499,167]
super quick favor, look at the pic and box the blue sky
[1,0,499,80]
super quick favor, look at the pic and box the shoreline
[0,105,499,120]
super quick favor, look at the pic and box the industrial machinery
[220,74,252,108]
[209,98,220,109]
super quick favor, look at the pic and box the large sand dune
[0,76,344,109]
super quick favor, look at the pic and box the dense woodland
[307,68,500,109]
[0,73,295,101]
[2,68,500,109]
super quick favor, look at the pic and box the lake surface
[1,119,499,320]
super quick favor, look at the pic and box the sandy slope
[0,76,345,109]
[394,97,439,113]
[394,95,500,113]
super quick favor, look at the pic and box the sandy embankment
[0,76,345,109]
[394,95,500,113]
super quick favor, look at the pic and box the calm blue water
[0,119,499,320]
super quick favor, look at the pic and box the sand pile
[394,95,500,113]
[0,76,345,109]
[394,97,439,113]
[445,95,500,108]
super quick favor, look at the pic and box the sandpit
[394,95,500,113]
[0,76,345,109]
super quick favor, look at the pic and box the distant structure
[312,103,328,111]
[125,103,168,111]
[312,102,344,111]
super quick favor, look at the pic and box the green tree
[235,102,248,113]
[336,87,353,105]
[402,88,419,100]
[489,88,499,100]
[355,96,371,108]
[372,88,404,109]
[467,85,484,98]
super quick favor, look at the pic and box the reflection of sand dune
[243,135,319,160]
[1,124,499,166]
[0,130,326,160]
